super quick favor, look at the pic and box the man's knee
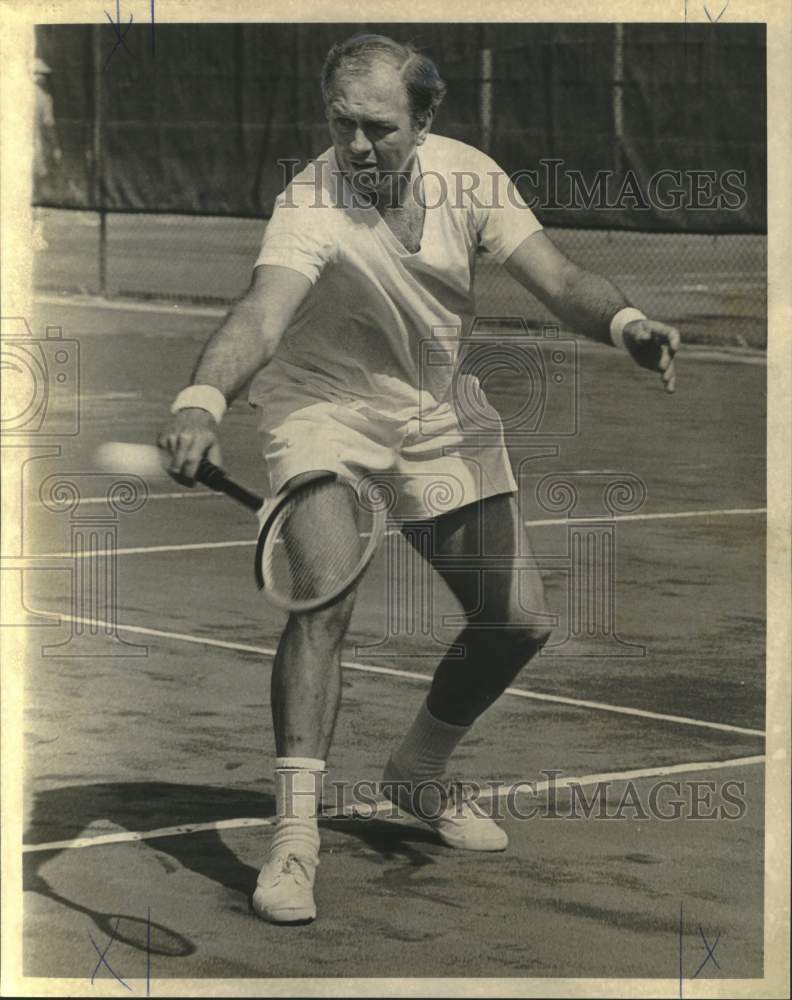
[495,608,553,656]
[289,591,355,647]
[494,617,553,654]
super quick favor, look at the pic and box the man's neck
[373,154,422,211]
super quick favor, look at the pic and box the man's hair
[322,34,447,129]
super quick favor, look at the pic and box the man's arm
[158,264,312,481]
[504,231,680,392]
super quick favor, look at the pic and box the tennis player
[158,34,680,924]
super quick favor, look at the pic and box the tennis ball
[94,442,170,477]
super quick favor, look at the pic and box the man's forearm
[551,264,631,344]
[503,233,634,345]
[190,298,281,402]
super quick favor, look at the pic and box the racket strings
[263,480,374,603]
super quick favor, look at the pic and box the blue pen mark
[679,901,722,995]
[685,1,730,24]
[103,0,134,70]
[703,1,729,22]
[678,901,684,998]
[103,0,156,69]
[692,925,721,978]
[89,918,132,991]
[146,906,152,996]
[87,908,155,994]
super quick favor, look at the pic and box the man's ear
[415,111,434,146]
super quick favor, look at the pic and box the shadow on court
[24,782,269,972]
[25,781,272,891]
[24,782,455,931]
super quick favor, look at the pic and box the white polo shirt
[248,134,542,418]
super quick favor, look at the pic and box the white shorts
[255,386,517,521]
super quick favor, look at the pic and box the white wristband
[609,307,646,349]
[171,384,227,424]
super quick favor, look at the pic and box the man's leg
[384,492,552,849]
[424,491,553,725]
[254,474,359,923]
[270,595,355,758]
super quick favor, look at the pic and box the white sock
[269,756,324,861]
[388,700,471,783]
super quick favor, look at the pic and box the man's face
[325,60,429,198]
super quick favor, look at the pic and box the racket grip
[195,458,263,513]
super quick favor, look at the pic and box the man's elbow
[556,260,587,303]
[230,297,284,361]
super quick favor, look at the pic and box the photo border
[1,2,788,996]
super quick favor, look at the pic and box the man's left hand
[623,319,681,394]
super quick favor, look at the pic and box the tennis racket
[95,443,385,612]
[194,461,385,612]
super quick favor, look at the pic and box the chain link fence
[33,208,766,348]
[32,22,766,348]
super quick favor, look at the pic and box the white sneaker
[382,759,508,852]
[252,852,319,924]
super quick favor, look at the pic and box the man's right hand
[157,408,222,485]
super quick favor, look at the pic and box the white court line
[611,270,765,281]
[626,282,766,292]
[35,293,229,319]
[35,491,222,507]
[27,609,766,739]
[27,505,767,560]
[680,284,765,292]
[23,753,765,854]
[525,506,766,528]
[34,293,768,362]
[27,539,256,559]
[37,282,767,319]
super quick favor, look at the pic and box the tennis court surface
[17,292,766,983]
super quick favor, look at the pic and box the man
[32,57,62,251]
[158,34,680,924]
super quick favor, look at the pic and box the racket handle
[195,458,263,513]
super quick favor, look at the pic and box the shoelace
[443,779,488,819]
[384,772,493,820]
[270,854,315,887]
[408,777,490,821]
